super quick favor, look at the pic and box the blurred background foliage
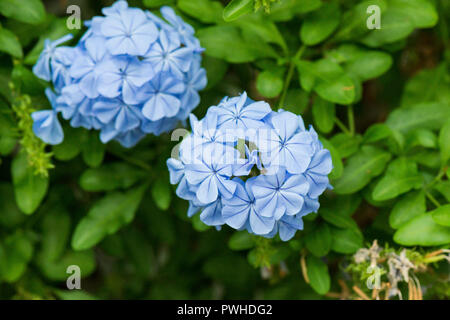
[0,0,449,299]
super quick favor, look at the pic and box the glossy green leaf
[389,190,426,229]
[439,120,450,165]
[0,232,33,282]
[82,133,105,168]
[389,0,438,28]
[305,223,332,257]
[151,177,172,211]
[11,152,49,215]
[330,227,363,254]
[306,255,330,295]
[312,97,335,133]
[334,146,391,194]
[256,70,283,98]
[223,0,253,22]
[330,133,362,158]
[394,213,450,246]
[386,102,450,133]
[300,1,340,46]
[178,0,223,23]
[71,184,147,250]
[431,204,450,227]
[372,158,422,201]
[0,27,22,58]
[79,162,146,192]
[0,0,45,25]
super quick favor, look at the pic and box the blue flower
[160,6,202,52]
[251,168,309,220]
[257,111,314,174]
[144,29,194,78]
[210,91,272,130]
[69,36,111,98]
[222,178,275,235]
[33,34,74,82]
[141,72,185,121]
[100,4,158,56]
[184,145,238,205]
[97,56,154,104]
[167,91,331,241]
[32,1,205,148]
[31,89,64,144]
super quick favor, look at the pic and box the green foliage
[0,0,448,300]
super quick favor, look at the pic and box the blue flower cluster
[167,92,333,241]
[32,1,206,147]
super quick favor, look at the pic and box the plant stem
[425,191,441,208]
[348,105,355,136]
[278,45,306,109]
[335,117,351,135]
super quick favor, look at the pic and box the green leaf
[394,213,450,246]
[334,0,387,41]
[142,0,174,8]
[300,1,340,46]
[11,152,49,214]
[389,0,438,28]
[330,227,363,254]
[256,70,283,98]
[386,102,450,133]
[223,0,253,22]
[39,206,71,262]
[79,162,146,192]
[431,204,450,227]
[0,183,25,228]
[363,123,392,144]
[334,146,391,194]
[198,26,276,63]
[178,0,223,23]
[345,51,392,82]
[82,132,105,168]
[0,232,33,282]
[405,129,437,150]
[297,59,355,104]
[235,14,286,50]
[268,0,322,22]
[400,63,450,107]
[71,184,147,250]
[36,249,96,281]
[389,190,426,229]
[319,209,358,230]
[305,223,332,257]
[306,255,330,295]
[439,120,450,165]
[228,231,254,251]
[0,0,45,25]
[151,177,171,211]
[362,9,415,47]
[0,27,23,58]
[312,97,335,133]
[372,158,422,201]
[330,133,362,158]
